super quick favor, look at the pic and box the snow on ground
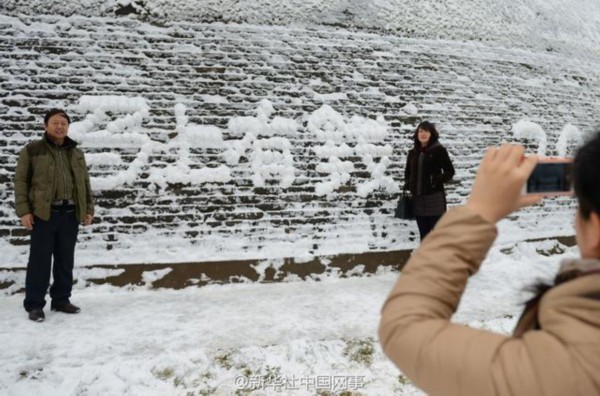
[0,236,577,395]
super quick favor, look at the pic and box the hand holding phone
[523,157,573,196]
[467,145,539,223]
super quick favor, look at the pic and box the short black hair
[573,130,600,219]
[412,120,439,149]
[44,108,71,125]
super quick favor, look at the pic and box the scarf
[512,258,600,337]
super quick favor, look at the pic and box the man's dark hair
[412,120,439,149]
[573,131,600,219]
[44,108,71,125]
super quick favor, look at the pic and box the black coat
[403,141,455,196]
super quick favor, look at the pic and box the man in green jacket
[14,109,94,322]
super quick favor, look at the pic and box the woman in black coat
[404,121,455,240]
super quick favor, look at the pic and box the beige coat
[379,206,600,396]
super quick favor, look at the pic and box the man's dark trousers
[24,205,79,311]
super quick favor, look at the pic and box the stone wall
[1,14,597,269]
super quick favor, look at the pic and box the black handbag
[394,193,414,220]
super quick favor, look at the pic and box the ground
[0,238,573,395]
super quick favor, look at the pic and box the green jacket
[14,134,94,222]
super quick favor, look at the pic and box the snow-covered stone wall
[1,13,598,268]
[3,0,600,60]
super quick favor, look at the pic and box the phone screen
[526,162,573,194]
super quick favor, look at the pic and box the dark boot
[28,308,45,322]
[51,302,81,314]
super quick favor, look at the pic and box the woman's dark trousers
[415,215,442,241]
[23,205,79,312]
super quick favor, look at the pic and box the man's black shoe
[51,302,81,314]
[28,308,45,322]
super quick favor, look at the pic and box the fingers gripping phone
[523,157,574,196]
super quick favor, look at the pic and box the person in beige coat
[379,138,600,395]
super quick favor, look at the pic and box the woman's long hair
[412,121,439,150]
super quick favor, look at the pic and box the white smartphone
[523,157,574,196]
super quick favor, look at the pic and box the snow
[401,103,419,115]
[513,120,587,157]
[201,95,229,104]
[175,104,226,149]
[556,124,583,157]
[77,95,150,115]
[512,120,548,155]
[314,92,349,102]
[67,96,307,191]
[305,106,398,197]
[1,7,593,268]
[0,235,575,395]
[0,1,595,392]
[3,0,600,59]
[53,100,392,200]
[141,267,172,287]
[0,191,576,270]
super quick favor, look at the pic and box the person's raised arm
[379,145,540,395]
